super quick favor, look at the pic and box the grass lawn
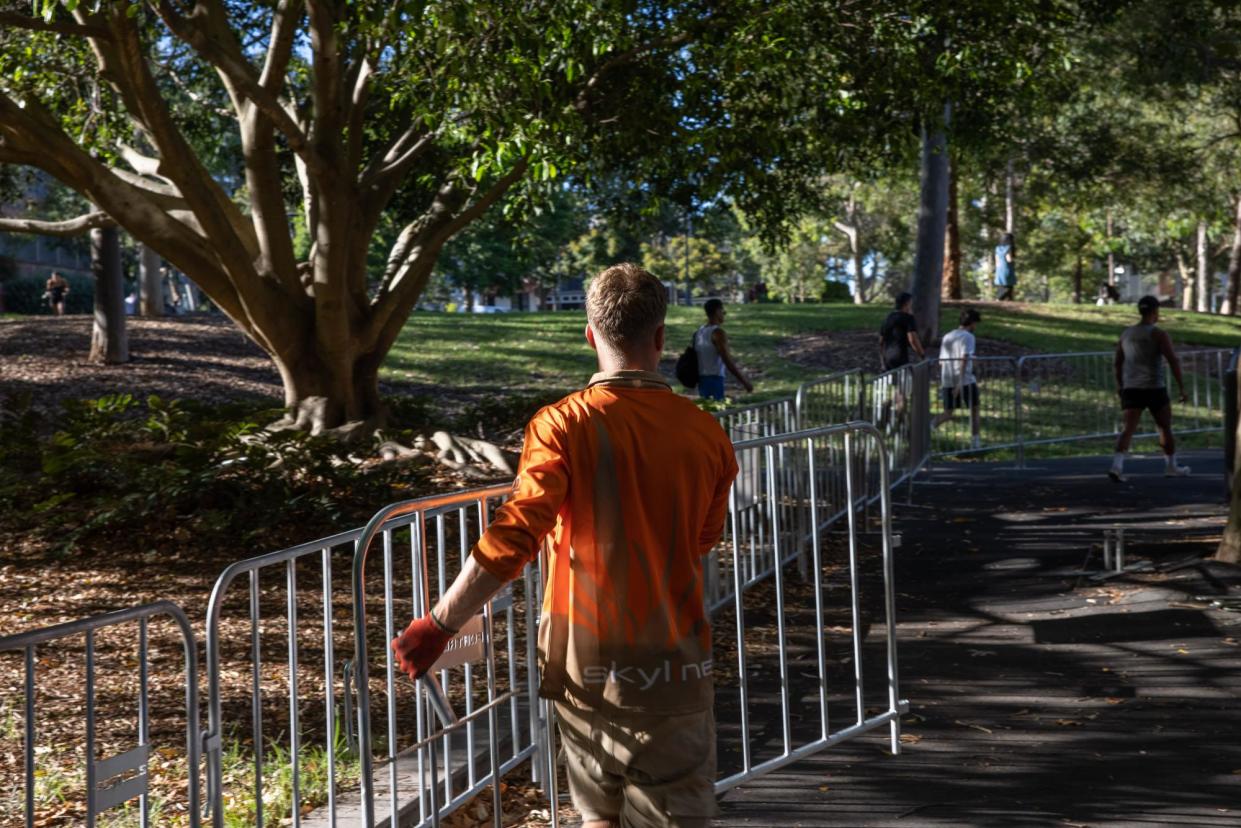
[386,301,1239,399]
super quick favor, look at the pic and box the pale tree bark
[1004,158,1015,234]
[89,226,128,364]
[1073,253,1083,304]
[1223,195,1241,316]
[1175,251,1191,311]
[833,187,865,305]
[0,0,546,432]
[1106,211,1116,288]
[910,106,950,346]
[1196,220,1210,313]
[139,244,163,317]
[941,153,961,301]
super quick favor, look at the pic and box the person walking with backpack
[692,299,753,400]
[392,263,739,827]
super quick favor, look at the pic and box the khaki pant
[554,702,717,827]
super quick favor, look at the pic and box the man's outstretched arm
[392,414,569,680]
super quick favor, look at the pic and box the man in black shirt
[878,292,926,371]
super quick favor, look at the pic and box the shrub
[0,394,436,559]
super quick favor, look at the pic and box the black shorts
[941,383,979,411]
[1121,387,1170,414]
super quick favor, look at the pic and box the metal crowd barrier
[1013,349,1229,466]
[350,484,542,828]
[202,527,361,828]
[0,602,201,828]
[712,422,908,789]
[867,361,931,490]
[927,355,1021,457]
[712,394,798,440]
[794,367,867,429]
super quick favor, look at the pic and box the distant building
[0,232,91,281]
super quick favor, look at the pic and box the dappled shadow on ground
[720,450,1241,827]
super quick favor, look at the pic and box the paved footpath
[719,449,1241,828]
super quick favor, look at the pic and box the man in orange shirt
[393,263,738,827]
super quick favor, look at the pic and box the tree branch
[0,10,109,39]
[151,0,321,175]
[0,212,115,236]
[259,0,304,93]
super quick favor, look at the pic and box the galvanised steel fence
[712,394,798,440]
[5,347,1228,826]
[0,602,201,828]
[706,347,1232,467]
[927,355,1022,458]
[709,422,908,790]
[348,484,541,828]
[794,368,867,429]
[1012,349,1229,465]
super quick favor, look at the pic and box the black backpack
[675,332,700,388]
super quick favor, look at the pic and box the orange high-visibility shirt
[472,370,738,714]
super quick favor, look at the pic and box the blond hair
[586,263,667,350]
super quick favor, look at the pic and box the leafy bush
[820,280,853,303]
[1,273,94,314]
[0,393,435,559]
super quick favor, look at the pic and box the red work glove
[391,613,454,680]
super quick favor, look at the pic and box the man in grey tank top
[1108,295,1190,482]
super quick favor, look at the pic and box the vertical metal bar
[871,425,903,754]
[729,482,752,774]
[484,592,503,828]
[86,629,96,828]
[525,562,540,780]
[321,548,338,827]
[410,518,427,824]
[382,530,399,826]
[139,618,150,828]
[249,571,264,828]
[766,444,792,756]
[546,700,560,828]
[807,437,829,740]
[462,507,476,787]
[24,645,34,828]
[436,513,452,805]
[427,691,441,827]
[286,559,302,828]
[843,432,865,726]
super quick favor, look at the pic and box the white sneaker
[1164,464,1191,477]
[1107,468,1126,483]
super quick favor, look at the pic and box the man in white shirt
[932,308,982,449]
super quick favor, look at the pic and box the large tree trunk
[1073,253,1083,304]
[1004,158,1015,234]
[1175,251,1191,311]
[851,241,865,304]
[1223,195,1241,316]
[139,244,163,317]
[1106,211,1116,288]
[941,153,961,300]
[89,226,128,364]
[911,107,950,345]
[1197,220,1211,313]
[834,192,865,305]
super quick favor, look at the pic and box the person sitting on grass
[932,308,982,451]
[392,262,739,828]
